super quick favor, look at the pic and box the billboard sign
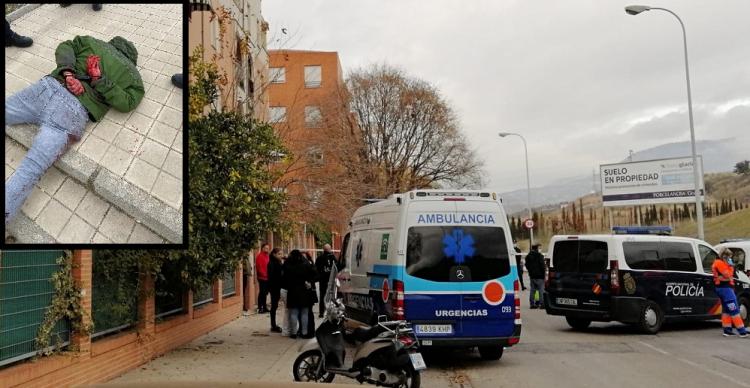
[600,156,704,207]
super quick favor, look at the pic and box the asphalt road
[417,287,750,388]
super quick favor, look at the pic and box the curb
[6,212,56,243]
[5,4,42,22]
[5,125,183,243]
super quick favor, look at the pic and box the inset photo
[4,3,185,245]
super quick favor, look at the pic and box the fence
[192,284,213,308]
[0,251,69,367]
[90,253,138,340]
[155,263,185,319]
[222,270,236,297]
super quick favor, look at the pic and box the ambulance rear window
[406,226,510,282]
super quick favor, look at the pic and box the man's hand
[63,71,84,96]
[86,55,101,81]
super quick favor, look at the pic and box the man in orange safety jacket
[712,248,748,338]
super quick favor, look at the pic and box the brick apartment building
[267,50,353,251]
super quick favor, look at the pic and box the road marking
[637,340,669,355]
[677,357,750,388]
[638,341,749,387]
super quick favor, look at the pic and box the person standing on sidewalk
[315,244,336,318]
[713,248,748,338]
[255,243,271,313]
[267,248,284,333]
[303,251,319,337]
[514,240,527,291]
[282,250,317,339]
[525,244,546,309]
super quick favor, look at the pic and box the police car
[543,233,750,334]
[337,190,521,360]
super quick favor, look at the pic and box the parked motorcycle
[292,264,425,387]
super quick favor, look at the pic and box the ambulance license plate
[415,324,452,334]
[409,353,427,371]
[556,297,578,306]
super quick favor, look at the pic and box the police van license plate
[409,353,427,371]
[556,297,578,306]
[415,324,453,334]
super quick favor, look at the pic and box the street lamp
[625,5,705,240]
[498,132,534,247]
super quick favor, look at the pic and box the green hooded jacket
[50,35,144,122]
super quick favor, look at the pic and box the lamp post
[625,5,704,240]
[499,132,534,247]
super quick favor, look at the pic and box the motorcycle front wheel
[292,350,336,383]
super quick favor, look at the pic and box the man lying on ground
[5,35,144,226]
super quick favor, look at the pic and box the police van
[544,234,750,334]
[337,190,521,360]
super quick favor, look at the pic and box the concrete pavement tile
[36,199,72,238]
[101,145,135,176]
[167,92,182,110]
[76,192,110,228]
[140,68,158,85]
[79,134,110,163]
[144,57,166,73]
[128,224,164,243]
[37,167,66,195]
[162,63,183,78]
[58,215,96,243]
[92,119,122,141]
[147,85,171,103]
[20,187,51,220]
[139,139,169,168]
[171,135,183,153]
[114,128,145,155]
[56,178,87,211]
[125,159,160,192]
[157,106,182,129]
[5,137,27,169]
[5,74,30,94]
[92,232,113,244]
[5,164,14,180]
[162,150,182,180]
[151,171,182,209]
[106,109,132,125]
[99,207,136,243]
[149,121,178,147]
[133,99,162,120]
[158,41,180,54]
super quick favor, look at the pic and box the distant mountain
[500,138,746,215]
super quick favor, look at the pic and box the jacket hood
[109,36,138,65]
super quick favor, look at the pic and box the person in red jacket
[255,243,271,314]
[712,248,748,338]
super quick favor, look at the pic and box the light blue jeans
[288,307,309,337]
[5,76,88,226]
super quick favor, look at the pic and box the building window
[307,147,324,166]
[304,65,322,88]
[269,106,286,123]
[270,67,285,83]
[235,38,245,92]
[211,17,220,50]
[304,106,322,128]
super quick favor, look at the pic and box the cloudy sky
[263,0,750,192]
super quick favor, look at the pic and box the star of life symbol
[443,228,475,264]
[456,269,465,280]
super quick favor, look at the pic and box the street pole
[625,5,704,240]
[499,132,534,247]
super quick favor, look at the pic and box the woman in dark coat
[267,248,284,333]
[281,250,317,339]
[303,251,319,337]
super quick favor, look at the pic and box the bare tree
[346,64,484,198]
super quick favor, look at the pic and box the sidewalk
[4,3,183,243]
[110,312,321,384]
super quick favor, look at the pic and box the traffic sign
[523,219,535,229]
